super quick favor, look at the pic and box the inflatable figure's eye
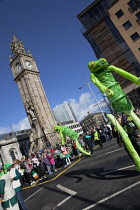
[91,63,94,66]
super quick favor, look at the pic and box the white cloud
[68,92,108,121]
[12,117,31,131]
[0,127,10,134]
[0,117,31,134]
[0,93,109,135]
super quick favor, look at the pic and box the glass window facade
[53,102,77,123]
[84,15,140,77]
[86,33,101,58]
[128,0,140,13]
[78,0,140,107]
[80,0,111,31]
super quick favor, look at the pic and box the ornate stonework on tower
[9,34,60,153]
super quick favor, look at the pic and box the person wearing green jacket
[91,128,103,148]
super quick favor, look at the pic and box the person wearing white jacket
[0,166,19,210]
[4,163,27,210]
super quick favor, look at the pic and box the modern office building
[53,102,77,123]
[77,0,140,107]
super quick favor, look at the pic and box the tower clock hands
[25,60,33,70]
[15,62,22,73]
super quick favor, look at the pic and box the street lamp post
[79,74,107,122]
[96,90,113,113]
[9,124,14,136]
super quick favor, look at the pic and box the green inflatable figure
[54,125,91,156]
[88,58,140,171]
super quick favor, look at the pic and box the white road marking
[106,148,123,154]
[83,181,140,210]
[56,195,73,207]
[24,187,43,202]
[55,184,77,207]
[57,184,77,195]
[100,165,135,175]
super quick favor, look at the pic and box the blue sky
[0,0,107,134]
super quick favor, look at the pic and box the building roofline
[80,112,105,122]
[77,0,99,18]
[0,128,31,140]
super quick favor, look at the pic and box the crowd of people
[1,110,140,209]
[19,126,113,186]
[0,125,111,210]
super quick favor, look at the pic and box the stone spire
[10,33,26,56]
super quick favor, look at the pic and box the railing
[80,18,99,34]
[80,12,108,34]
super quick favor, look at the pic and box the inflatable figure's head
[88,58,108,73]
[54,125,61,133]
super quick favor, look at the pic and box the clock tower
[9,34,59,152]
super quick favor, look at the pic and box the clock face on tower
[25,60,33,70]
[15,62,22,73]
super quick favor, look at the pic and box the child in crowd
[47,153,57,172]
[61,145,71,165]
[43,154,53,175]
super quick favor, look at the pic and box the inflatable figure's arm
[61,126,91,155]
[90,73,114,97]
[75,138,91,155]
[108,65,140,85]
[54,126,66,145]
[54,126,91,155]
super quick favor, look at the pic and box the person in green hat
[4,163,27,210]
[0,165,19,209]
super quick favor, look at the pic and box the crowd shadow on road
[64,167,140,183]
